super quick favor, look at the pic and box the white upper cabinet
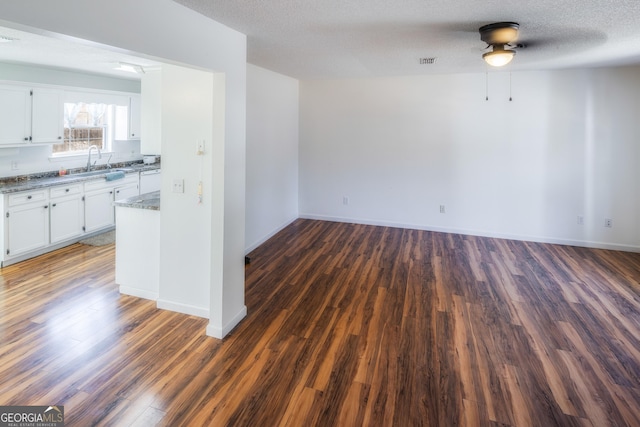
[0,85,64,146]
[0,85,31,145]
[31,88,64,144]
[0,82,139,148]
[129,95,141,140]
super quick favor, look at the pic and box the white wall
[0,0,247,337]
[245,64,299,252]
[299,66,640,251]
[157,64,214,316]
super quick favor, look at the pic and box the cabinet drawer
[84,177,113,192]
[50,184,82,199]
[8,190,48,207]
[83,174,137,192]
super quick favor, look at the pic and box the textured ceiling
[173,0,640,78]
[0,1,639,80]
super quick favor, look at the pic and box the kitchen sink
[63,168,132,178]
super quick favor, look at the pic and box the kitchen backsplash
[0,139,143,180]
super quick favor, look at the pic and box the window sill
[49,151,115,162]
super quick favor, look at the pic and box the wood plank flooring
[1,219,640,426]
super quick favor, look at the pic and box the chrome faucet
[87,145,102,171]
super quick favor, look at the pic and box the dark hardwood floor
[1,219,639,426]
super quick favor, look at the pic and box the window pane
[53,127,104,154]
[56,102,114,155]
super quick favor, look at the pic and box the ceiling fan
[479,22,521,67]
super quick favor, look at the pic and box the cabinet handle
[65,188,70,192]
[58,136,62,140]
[24,137,28,141]
[44,205,48,209]
[110,191,113,194]
[52,203,57,207]
[27,195,32,199]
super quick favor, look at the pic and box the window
[53,102,117,155]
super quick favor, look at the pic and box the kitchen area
[0,39,165,302]
[0,157,161,268]
[0,19,247,339]
[0,0,249,342]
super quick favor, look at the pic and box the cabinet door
[129,95,141,140]
[6,203,49,257]
[32,89,64,144]
[84,188,114,233]
[0,85,31,145]
[114,183,139,202]
[50,196,84,244]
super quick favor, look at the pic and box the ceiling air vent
[419,57,437,65]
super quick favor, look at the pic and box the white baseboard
[206,305,247,339]
[298,213,640,253]
[119,286,158,301]
[245,216,298,254]
[156,299,209,318]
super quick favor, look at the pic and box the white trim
[245,215,298,254]
[206,305,247,339]
[298,213,640,253]
[156,299,209,318]
[119,286,158,301]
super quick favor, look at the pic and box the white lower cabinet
[1,172,140,266]
[114,182,140,202]
[84,174,139,233]
[6,198,49,258]
[50,184,84,244]
[84,188,115,233]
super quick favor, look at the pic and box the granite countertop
[114,190,160,211]
[0,162,161,194]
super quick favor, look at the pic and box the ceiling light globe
[483,49,516,67]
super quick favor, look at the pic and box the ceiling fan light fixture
[483,46,516,67]
[115,62,145,74]
[479,22,519,67]
[479,22,519,45]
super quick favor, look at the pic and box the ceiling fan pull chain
[509,72,513,101]
[486,71,489,101]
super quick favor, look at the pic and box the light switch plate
[172,179,184,193]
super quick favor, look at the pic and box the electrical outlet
[577,215,584,225]
[343,196,349,206]
[605,218,613,228]
[172,179,184,193]
[439,205,446,214]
